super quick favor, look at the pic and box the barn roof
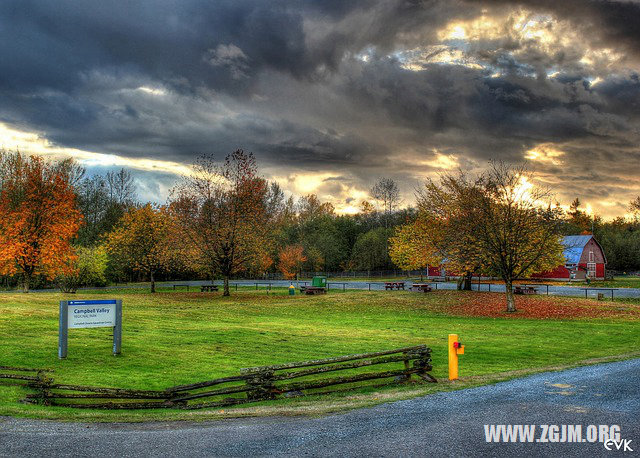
[562,235,595,264]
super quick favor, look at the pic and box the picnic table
[581,287,617,300]
[513,285,538,295]
[173,284,190,291]
[200,285,218,292]
[384,281,405,290]
[524,283,550,295]
[411,283,432,293]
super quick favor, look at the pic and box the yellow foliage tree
[395,163,564,312]
[389,219,442,273]
[417,174,488,289]
[105,204,179,293]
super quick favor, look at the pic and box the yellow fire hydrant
[448,333,465,380]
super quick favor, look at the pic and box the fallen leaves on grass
[431,291,640,320]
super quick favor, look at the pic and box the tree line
[0,150,409,295]
[0,149,639,302]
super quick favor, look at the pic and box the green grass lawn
[1,288,639,422]
[580,276,640,288]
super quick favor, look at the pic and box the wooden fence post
[412,347,436,383]
[245,370,277,401]
[33,370,54,405]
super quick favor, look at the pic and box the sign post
[58,299,122,359]
[58,301,69,359]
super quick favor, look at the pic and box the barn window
[589,251,594,262]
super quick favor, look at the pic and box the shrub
[57,246,108,292]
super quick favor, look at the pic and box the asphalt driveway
[1,359,638,457]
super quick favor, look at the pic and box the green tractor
[301,276,327,295]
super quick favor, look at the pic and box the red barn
[533,235,607,281]
[426,235,607,281]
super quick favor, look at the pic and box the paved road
[2,359,638,457]
[221,279,640,299]
[27,278,640,300]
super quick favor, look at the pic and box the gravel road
[2,359,638,457]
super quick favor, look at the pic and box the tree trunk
[505,280,516,312]
[22,273,31,293]
[462,273,472,291]
[150,271,156,293]
[223,275,230,296]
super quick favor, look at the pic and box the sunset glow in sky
[1,1,639,216]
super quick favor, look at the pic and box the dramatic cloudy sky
[1,0,639,216]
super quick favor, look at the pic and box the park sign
[58,299,122,359]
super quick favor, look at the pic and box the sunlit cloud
[398,46,484,71]
[282,172,339,195]
[0,122,193,176]
[584,202,594,215]
[269,171,372,215]
[437,15,501,42]
[136,86,167,96]
[424,152,460,170]
[579,48,625,69]
[525,144,565,165]
[441,25,467,41]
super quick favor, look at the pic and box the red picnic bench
[411,283,432,293]
[513,285,538,295]
[384,281,405,290]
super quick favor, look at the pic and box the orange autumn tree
[252,251,274,278]
[105,204,179,293]
[278,244,307,280]
[0,152,83,292]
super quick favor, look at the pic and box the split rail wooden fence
[1,345,434,410]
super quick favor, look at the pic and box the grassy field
[581,276,640,288]
[1,287,639,422]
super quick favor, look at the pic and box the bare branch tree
[630,196,640,214]
[106,168,136,206]
[55,158,86,188]
[371,178,401,228]
[169,150,269,296]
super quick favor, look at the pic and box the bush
[57,246,109,292]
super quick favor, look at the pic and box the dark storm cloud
[0,1,306,93]
[0,0,471,94]
[0,0,473,158]
[0,0,639,215]
[335,55,636,158]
